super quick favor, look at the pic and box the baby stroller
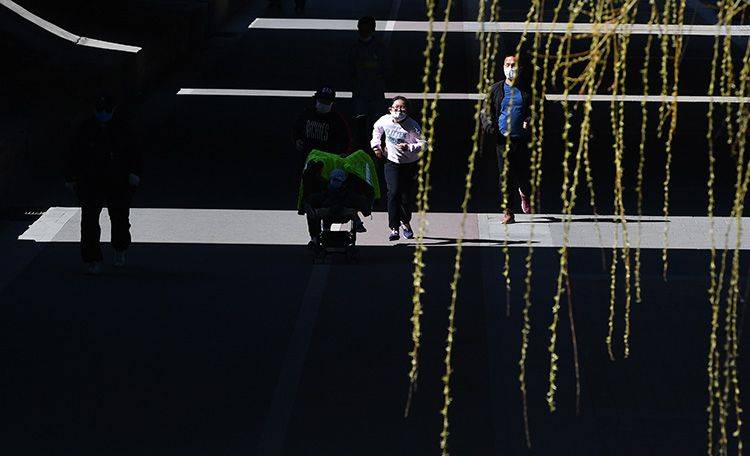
[298,150,380,263]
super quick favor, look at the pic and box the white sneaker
[113,250,127,268]
[85,261,102,275]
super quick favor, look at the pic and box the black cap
[314,86,336,102]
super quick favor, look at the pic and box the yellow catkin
[635,0,659,308]
[544,0,586,413]
[660,0,685,283]
[500,0,540,315]
[519,0,544,447]
[548,34,573,413]
[440,0,500,451]
[606,1,637,360]
[705,18,721,456]
[619,18,636,360]
[407,0,456,418]
[724,10,750,449]
[658,0,674,281]
[406,0,437,417]
[547,0,604,413]
[715,3,750,448]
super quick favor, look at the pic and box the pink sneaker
[519,188,531,214]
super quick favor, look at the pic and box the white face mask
[391,110,406,122]
[504,66,517,80]
[315,101,332,114]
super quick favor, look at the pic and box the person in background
[371,96,425,241]
[64,94,142,275]
[481,53,533,224]
[349,15,390,148]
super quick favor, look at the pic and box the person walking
[481,53,533,224]
[293,86,367,232]
[64,94,142,274]
[349,15,390,148]
[371,96,426,241]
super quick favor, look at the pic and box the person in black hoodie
[64,94,142,274]
[481,54,533,224]
[293,87,366,232]
[292,86,352,160]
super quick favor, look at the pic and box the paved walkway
[19,207,750,250]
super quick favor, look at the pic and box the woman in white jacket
[371,96,427,241]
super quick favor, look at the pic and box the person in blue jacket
[481,54,533,224]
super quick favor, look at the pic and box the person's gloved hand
[128,173,141,187]
[65,181,77,193]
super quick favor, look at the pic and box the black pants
[78,184,133,262]
[496,136,532,211]
[383,160,418,230]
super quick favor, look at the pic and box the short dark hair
[390,95,408,108]
[358,16,376,31]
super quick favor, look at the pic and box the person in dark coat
[293,87,366,233]
[481,54,534,224]
[64,94,142,274]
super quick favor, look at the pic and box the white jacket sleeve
[370,119,385,149]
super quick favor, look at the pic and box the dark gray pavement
[2,1,750,454]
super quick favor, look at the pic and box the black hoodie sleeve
[480,82,499,136]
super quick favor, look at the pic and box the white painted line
[1,0,141,53]
[177,88,323,97]
[177,88,483,100]
[18,207,79,242]
[177,88,750,104]
[545,94,750,103]
[248,18,750,36]
[76,37,142,53]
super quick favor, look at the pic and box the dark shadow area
[421,236,536,246]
